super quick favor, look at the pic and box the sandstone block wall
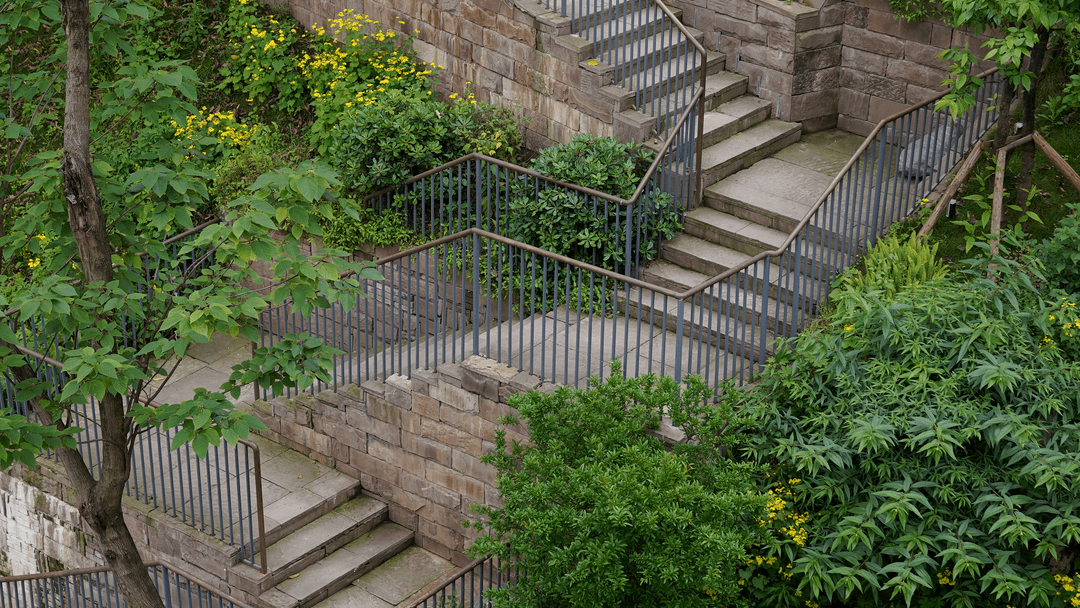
[678,0,847,131]
[837,0,996,135]
[0,468,102,576]
[251,356,546,564]
[286,0,616,149]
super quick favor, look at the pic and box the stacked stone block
[838,0,996,135]
[252,356,546,564]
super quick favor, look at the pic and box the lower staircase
[226,440,454,608]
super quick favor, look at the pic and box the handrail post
[673,299,685,384]
[473,160,482,356]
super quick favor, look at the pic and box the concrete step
[258,522,414,608]
[232,495,389,596]
[313,546,456,608]
[645,93,770,154]
[655,234,827,309]
[699,119,802,186]
[255,440,364,550]
[703,72,749,111]
[638,259,812,339]
[683,206,785,257]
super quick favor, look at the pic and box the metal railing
[0,561,253,608]
[543,0,705,139]
[408,557,518,608]
[262,69,1002,397]
[1,222,268,572]
[364,0,708,277]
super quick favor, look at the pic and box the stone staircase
[543,0,816,365]
[222,440,453,608]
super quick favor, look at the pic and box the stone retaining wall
[251,356,544,564]
[0,467,102,576]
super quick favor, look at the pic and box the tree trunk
[992,80,1016,153]
[58,0,166,605]
[1015,27,1052,216]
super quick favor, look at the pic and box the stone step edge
[229,496,389,595]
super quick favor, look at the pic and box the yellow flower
[28,257,40,269]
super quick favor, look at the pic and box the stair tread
[266,496,387,573]
[273,523,414,607]
[700,119,802,171]
[663,233,753,272]
[714,95,772,119]
[704,71,748,99]
[684,207,788,251]
[578,4,667,39]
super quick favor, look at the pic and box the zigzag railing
[260,69,1002,394]
[0,561,252,608]
[1,222,269,572]
[396,69,1005,606]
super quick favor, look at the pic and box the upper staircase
[540,0,818,366]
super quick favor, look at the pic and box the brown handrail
[237,437,269,574]
[364,1,708,211]
[0,560,255,608]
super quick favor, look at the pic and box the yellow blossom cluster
[170,109,257,154]
[298,9,436,109]
[1055,573,1080,608]
[936,567,957,586]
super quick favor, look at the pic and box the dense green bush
[329,90,524,197]
[208,123,310,208]
[1038,202,1080,295]
[329,92,454,196]
[469,365,768,608]
[507,134,680,272]
[321,207,419,252]
[731,237,1080,608]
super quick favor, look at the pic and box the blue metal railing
[1,222,268,572]
[259,69,1002,395]
[0,562,252,608]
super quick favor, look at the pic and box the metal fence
[542,0,704,138]
[395,70,1003,608]
[408,557,518,608]
[1,222,268,572]
[262,69,1002,399]
[0,562,252,608]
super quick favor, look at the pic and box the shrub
[329,91,453,196]
[1038,202,1080,295]
[300,10,435,154]
[217,0,306,115]
[321,206,420,252]
[208,123,310,208]
[732,244,1080,608]
[507,134,681,273]
[469,365,768,608]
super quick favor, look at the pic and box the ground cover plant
[469,365,769,607]
[728,229,1080,608]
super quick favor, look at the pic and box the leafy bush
[329,91,454,196]
[469,365,768,608]
[321,207,420,252]
[732,242,1080,608]
[1038,202,1080,295]
[507,134,681,273]
[217,0,306,115]
[833,232,947,302]
[208,123,310,208]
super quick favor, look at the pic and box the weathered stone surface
[866,7,932,43]
[841,68,907,102]
[794,45,841,72]
[886,58,947,89]
[842,26,904,58]
[839,88,871,120]
[842,46,887,75]
[792,67,839,95]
